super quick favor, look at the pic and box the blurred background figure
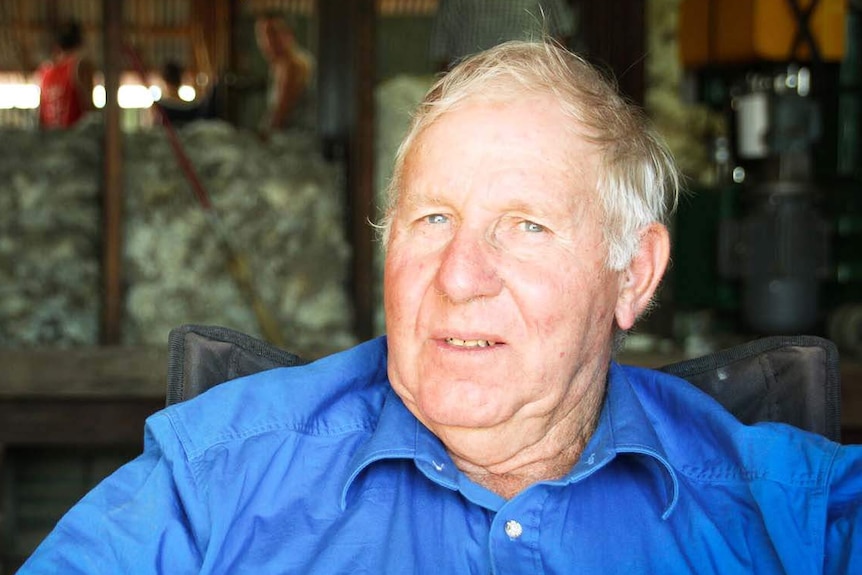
[429,0,579,72]
[154,60,217,128]
[37,19,95,128]
[254,13,315,138]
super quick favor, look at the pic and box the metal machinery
[676,0,862,349]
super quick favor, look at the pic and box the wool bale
[0,118,355,356]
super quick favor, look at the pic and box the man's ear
[614,223,670,331]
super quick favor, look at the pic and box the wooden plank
[0,399,162,446]
[0,347,167,399]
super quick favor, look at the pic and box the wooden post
[351,0,376,341]
[317,0,377,342]
[101,0,124,345]
[578,0,645,105]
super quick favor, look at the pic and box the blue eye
[426,214,449,224]
[521,220,545,233]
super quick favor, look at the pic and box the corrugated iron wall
[379,0,437,15]
[0,0,441,75]
[241,0,437,16]
[0,0,232,76]
[244,0,316,14]
[0,0,103,72]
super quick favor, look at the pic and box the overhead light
[0,82,164,111]
[93,84,155,109]
[0,84,40,109]
[178,85,196,102]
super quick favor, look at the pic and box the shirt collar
[339,385,456,509]
[340,353,679,518]
[584,361,680,518]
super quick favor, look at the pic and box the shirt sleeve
[823,444,862,575]
[16,414,205,574]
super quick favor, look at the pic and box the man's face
[384,95,624,436]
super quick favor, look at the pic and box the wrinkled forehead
[398,96,602,211]
[420,85,598,152]
[405,92,598,174]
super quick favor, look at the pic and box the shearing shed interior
[1,0,861,570]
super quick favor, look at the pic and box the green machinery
[672,2,862,343]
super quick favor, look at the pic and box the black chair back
[165,325,842,442]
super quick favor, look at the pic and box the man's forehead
[405,100,596,171]
[415,93,595,152]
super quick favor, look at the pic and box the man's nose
[434,228,503,303]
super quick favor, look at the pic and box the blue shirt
[19,337,862,574]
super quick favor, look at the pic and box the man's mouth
[445,337,497,348]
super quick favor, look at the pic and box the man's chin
[413,395,513,432]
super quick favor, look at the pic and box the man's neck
[440,376,606,500]
[458,437,594,500]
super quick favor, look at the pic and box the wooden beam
[317,1,353,148]
[578,0,646,105]
[317,0,375,341]
[1,23,193,36]
[317,0,377,342]
[0,399,162,446]
[351,0,377,341]
[0,347,166,399]
[101,0,124,345]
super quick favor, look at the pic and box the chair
[657,335,841,441]
[165,325,842,442]
[165,324,307,407]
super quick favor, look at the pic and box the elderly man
[19,41,861,574]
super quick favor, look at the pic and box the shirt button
[504,520,523,539]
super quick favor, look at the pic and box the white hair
[380,40,680,271]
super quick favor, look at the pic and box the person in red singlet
[38,20,95,128]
